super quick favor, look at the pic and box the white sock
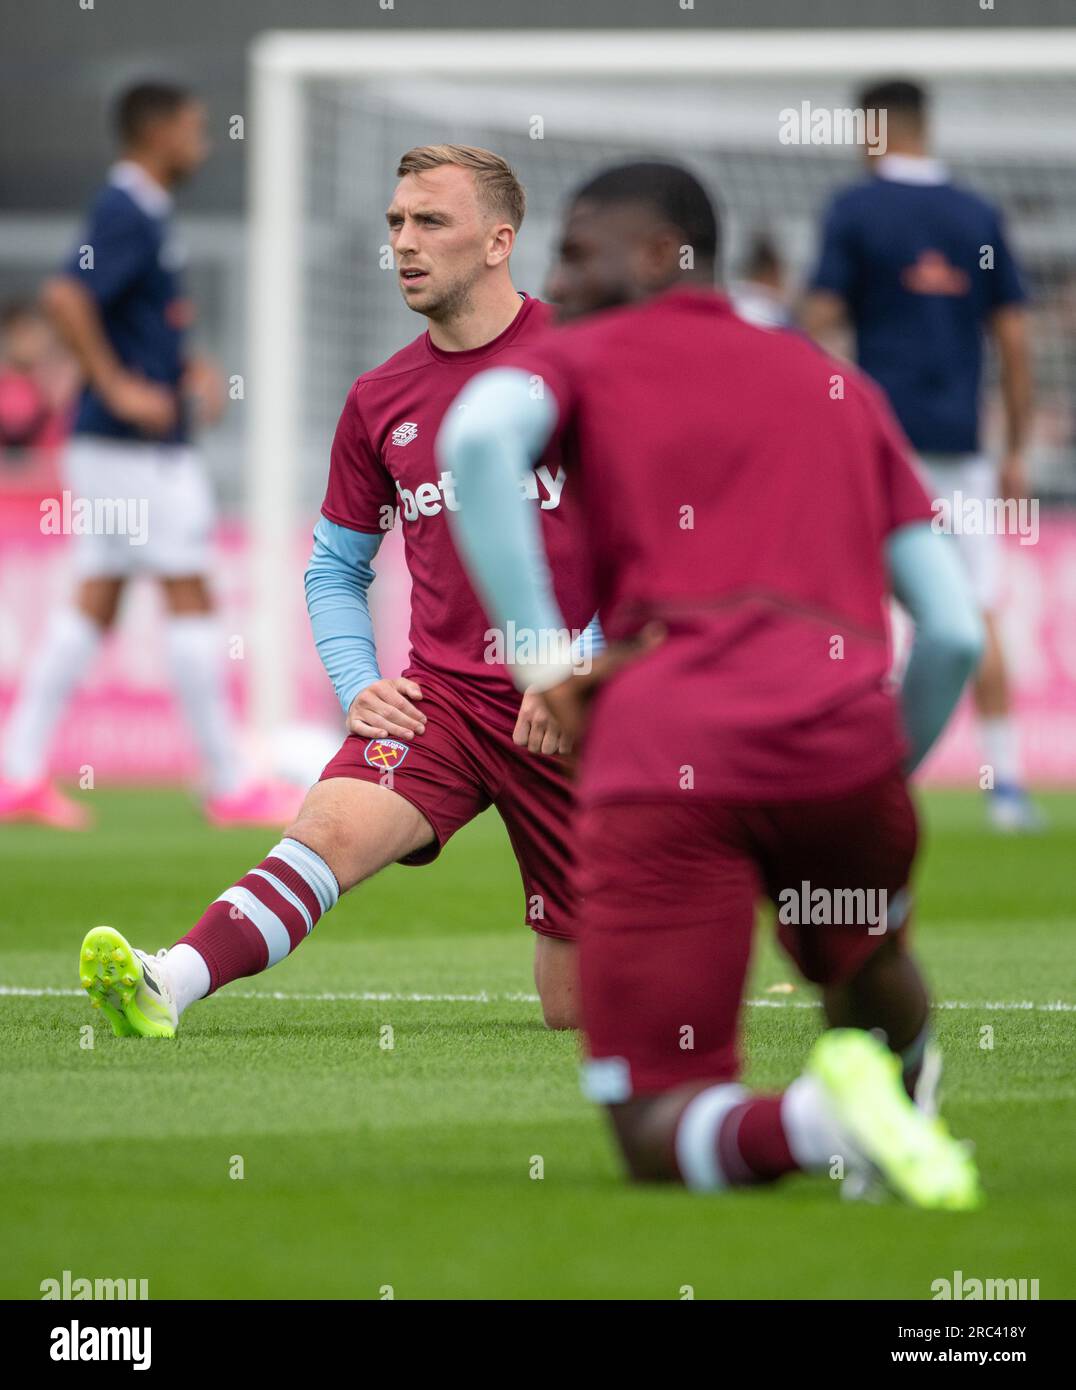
[162,943,211,1016]
[674,1083,747,1190]
[1,608,102,783]
[979,715,1023,789]
[164,615,244,797]
[780,1074,851,1173]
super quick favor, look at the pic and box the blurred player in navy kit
[803,78,1040,831]
[0,82,299,829]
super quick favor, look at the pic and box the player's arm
[439,368,653,743]
[40,276,176,436]
[799,289,849,347]
[800,195,856,355]
[304,517,383,710]
[887,522,984,773]
[992,304,1034,500]
[316,387,426,740]
[43,199,177,436]
[181,354,226,426]
[40,275,120,393]
[304,518,425,741]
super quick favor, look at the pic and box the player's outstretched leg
[77,778,435,1037]
[606,1029,980,1210]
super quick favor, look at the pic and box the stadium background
[2,1,1075,1309]
[2,0,1075,789]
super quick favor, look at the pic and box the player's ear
[487,221,515,267]
[636,229,678,288]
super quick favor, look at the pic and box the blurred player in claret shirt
[442,161,985,1207]
[0,81,298,831]
[803,78,1040,832]
[77,145,599,1041]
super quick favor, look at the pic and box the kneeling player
[443,162,984,1207]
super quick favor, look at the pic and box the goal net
[247,29,1076,737]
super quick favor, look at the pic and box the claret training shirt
[501,286,936,804]
[322,294,596,726]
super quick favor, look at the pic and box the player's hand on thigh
[514,687,572,756]
[347,677,426,740]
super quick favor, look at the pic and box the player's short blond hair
[396,144,526,230]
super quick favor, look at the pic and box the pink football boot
[0,778,93,830]
[203,780,304,828]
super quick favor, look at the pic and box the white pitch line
[0,985,1073,1012]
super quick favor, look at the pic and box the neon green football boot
[78,926,178,1038]
[808,1028,983,1211]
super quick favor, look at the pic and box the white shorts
[918,452,1001,612]
[62,436,215,578]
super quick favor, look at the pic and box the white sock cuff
[272,838,339,914]
[674,1084,747,1191]
[980,715,1023,787]
[53,607,103,646]
[781,1074,847,1173]
[163,942,211,1016]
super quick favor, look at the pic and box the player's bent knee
[533,934,579,1030]
[539,995,578,1031]
[280,814,348,878]
[282,778,436,891]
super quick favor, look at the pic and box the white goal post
[247,27,1076,746]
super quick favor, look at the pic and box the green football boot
[79,926,178,1038]
[808,1028,982,1211]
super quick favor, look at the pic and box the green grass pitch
[2,787,1074,1300]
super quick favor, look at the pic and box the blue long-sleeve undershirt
[887,522,985,772]
[304,512,604,712]
[304,516,383,713]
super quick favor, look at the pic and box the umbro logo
[391,421,419,447]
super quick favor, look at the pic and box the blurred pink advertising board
[1,506,1074,787]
